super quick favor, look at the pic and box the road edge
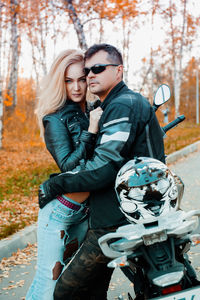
[1,140,200,260]
[166,140,200,164]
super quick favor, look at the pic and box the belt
[57,195,89,214]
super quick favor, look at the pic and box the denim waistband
[56,195,81,211]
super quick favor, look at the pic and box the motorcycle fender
[149,285,200,300]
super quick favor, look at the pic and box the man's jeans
[26,198,88,300]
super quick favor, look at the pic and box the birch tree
[160,0,198,117]
[27,0,49,77]
[6,0,19,110]
[122,18,131,85]
[63,0,88,50]
[169,0,186,117]
[0,2,3,148]
[22,0,55,85]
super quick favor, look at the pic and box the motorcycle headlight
[152,271,184,287]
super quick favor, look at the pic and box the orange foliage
[180,57,200,121]
[3,77,38,142]
[4,94,13,107]
[15,108,26,123]
[74,0,140,21]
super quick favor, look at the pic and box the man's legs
[54,227,116,300]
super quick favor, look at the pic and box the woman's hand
[88,107,103,134]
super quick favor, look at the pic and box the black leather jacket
[42,82,165,228]
[43,100,97,172]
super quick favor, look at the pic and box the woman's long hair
[35,49,85,138]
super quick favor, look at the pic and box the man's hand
[38,180,57,209]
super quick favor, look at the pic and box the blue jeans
[26,198,88,300]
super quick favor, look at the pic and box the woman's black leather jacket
[43,100,97,172]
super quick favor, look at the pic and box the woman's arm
[43,114,93,204]
[43,115,97,172]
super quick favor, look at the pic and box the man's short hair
[85,43,123,65]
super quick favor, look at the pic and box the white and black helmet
[115,157,183,224]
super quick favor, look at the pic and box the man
[39,44,165,300]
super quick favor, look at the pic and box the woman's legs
[26,199,88,300]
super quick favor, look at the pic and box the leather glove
[38,180,57,209]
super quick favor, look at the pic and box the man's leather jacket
[42,81,165,228]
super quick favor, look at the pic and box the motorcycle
[98,85,200,300]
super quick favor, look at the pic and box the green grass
[0,216,38,240]
[164,122,200,154]
[0,164,58,202]
[0,163,58,239]
[0,222,25,239]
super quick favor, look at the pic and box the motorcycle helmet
[115,157,183,224]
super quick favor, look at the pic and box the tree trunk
[28,30,40,89]
[169,0,187,117]
[0,84,3,149]
[150,0,155,103]
[174,57,181,117]
[6,0,19,111]
[38,4,47,76]
[63,0,88,50]
[122,19,131,85]
[99,17,104,43]
[0,3,3,149]
[175,0,187,117]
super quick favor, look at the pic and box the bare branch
[63,0,87,50]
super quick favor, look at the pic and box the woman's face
[65,62,87,103]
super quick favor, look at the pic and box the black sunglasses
[84,64,120,76]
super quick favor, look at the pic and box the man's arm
[39,102,135,207]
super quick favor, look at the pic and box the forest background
[0,0,200,239]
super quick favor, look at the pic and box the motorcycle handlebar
[162,115,185,133]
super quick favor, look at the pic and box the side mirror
[153,84,171,111]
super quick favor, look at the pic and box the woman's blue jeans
[26,198,88,300]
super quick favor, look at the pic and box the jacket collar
[101,81,127,110]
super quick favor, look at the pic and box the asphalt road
[0,149,200,300]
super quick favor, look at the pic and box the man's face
[85,50,123,101]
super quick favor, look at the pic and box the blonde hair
[35,49,85,138]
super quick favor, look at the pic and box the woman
[26,49,102,300]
